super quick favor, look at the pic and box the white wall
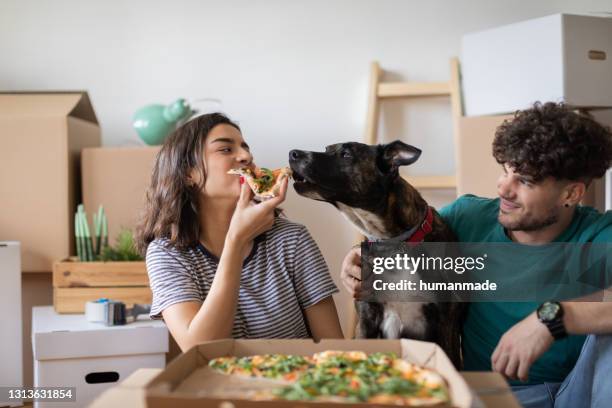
[2,0,610,334]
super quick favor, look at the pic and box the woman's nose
[237,149,252,164]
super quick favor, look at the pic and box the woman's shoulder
[265,216,309,241]
[146,237,198,264]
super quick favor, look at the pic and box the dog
[289,140,465,368]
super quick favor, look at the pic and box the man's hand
[341,245,362,299]
[491,312,554,382]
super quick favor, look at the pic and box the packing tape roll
[85,300,107,322]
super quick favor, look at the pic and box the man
[341,102,612,408]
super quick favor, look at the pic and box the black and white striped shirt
[146,217,338,338]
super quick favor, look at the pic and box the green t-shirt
[439,194,612,385]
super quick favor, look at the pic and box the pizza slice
[209,354,313,382]
[228,166,292,199]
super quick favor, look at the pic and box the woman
[136,113,343,351]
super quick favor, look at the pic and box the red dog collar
[366,206,434,243]
[405,206,434,243]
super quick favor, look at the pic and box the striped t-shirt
[146,216,338,338]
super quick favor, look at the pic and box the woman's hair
[136,112,240,255]
[492,102,612,184]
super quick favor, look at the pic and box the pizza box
[145,339,472,408]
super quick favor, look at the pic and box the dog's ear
[378,141,422,173]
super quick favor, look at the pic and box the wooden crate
[52,259,151,313]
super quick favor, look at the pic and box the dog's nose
[289,150,303,161]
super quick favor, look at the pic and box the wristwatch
[537,301,567,340]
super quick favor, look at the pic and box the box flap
[0,91,98,124]
[89,387,147,408]
[401,340,472,408]
[120,368,163,388]
[462,372,520,408]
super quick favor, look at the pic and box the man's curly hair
[492,102,612,184]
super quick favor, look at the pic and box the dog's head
[288,140,421,209]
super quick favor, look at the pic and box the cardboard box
[91,368,521,408]
[456,115,512,198]
[457,114,607,211]
[461,14,612,116]
[0,92,101,272]
[590,110,612,211]
[89,368,161,408]
[52,259,151,313]
[145,339,472,407]
[606,169,612,211]
[82,147,160,245]
[0,242,22,407]
[461,372,520,408]
[32,306,168,408]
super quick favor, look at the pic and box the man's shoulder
[438,194,500,240]
[439,194,499,220]
[574,207,612,242]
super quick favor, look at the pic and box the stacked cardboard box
[0,92,101,272]
[0,92,102,390]
[81,146,161,245]
[458,14,612,210]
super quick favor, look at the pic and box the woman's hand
[226,176,288,251]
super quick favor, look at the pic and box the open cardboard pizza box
[145,339,472,408]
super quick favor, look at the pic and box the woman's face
[199,123,253,200]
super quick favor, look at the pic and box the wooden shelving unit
[364,58,464,189]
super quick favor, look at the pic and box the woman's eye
[219,148,232,153]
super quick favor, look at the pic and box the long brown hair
[136,113,241,255]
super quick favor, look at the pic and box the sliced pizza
[228,166,292,199]
[209,354,313,382]
[209,351,450,406]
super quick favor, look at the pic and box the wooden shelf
[402,175,456,189]
[378,82,451,98]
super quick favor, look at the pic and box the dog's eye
[341,150,352,159]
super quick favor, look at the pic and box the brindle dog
[288,140,465,368]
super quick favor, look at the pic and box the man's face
[496,164,566,232]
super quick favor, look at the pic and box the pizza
[208,354,314,382]
[228,166,292,199]
[208,351,450,406]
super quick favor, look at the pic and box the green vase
[133,98,192,145]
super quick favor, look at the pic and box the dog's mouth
[292,170,307,184]
[289,164,316,186]
[289,166,328,196]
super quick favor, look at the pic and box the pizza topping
[209,354,313,381]
[252,167,274,193]
[210,351,449,405]
[228,166,292,197]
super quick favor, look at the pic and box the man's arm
[492,297,612,382]
[563,299,612,334]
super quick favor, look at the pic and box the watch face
[540,302,560,321]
